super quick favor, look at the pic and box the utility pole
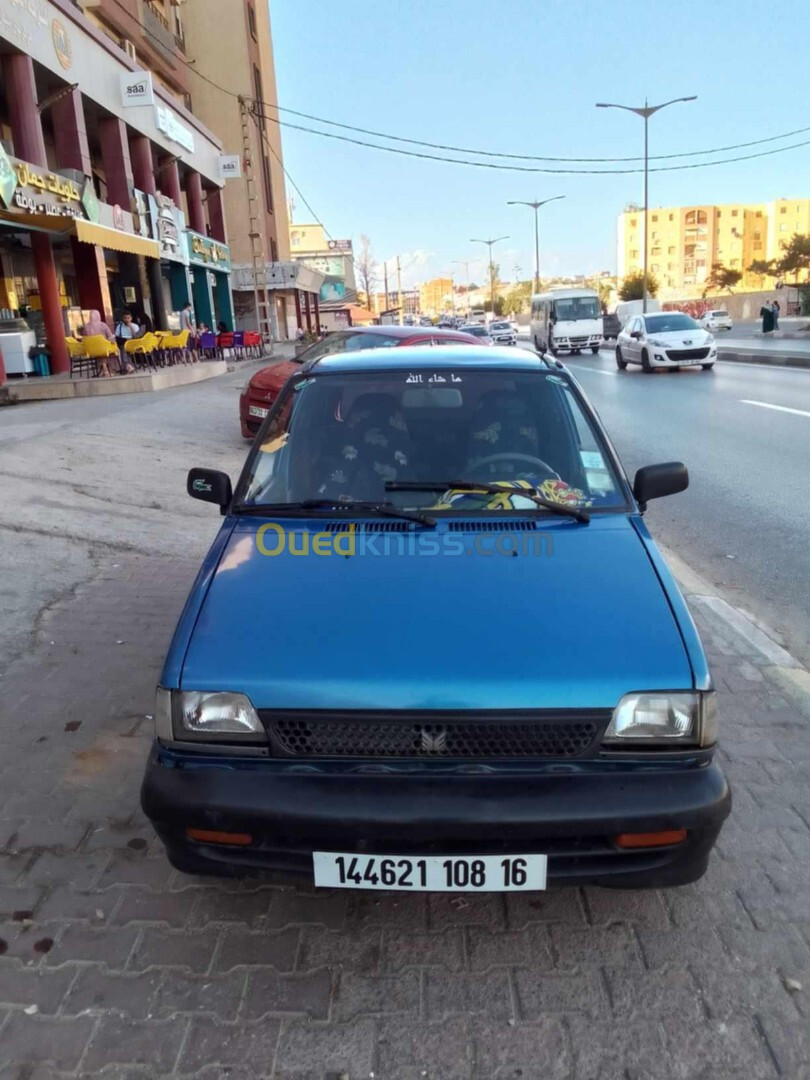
[507,196,565,294]
[453,260,473,319]
[471,236,508,316]
[239,95,275,346]
[596,95,696,313]
[383,260,389,313]
[396,255,403,325]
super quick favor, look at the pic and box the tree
[354,235,377,310]
[503,280,533,315]
[483,297,506,316]
[747,258,775,287]
[618,270,659,301]
[775,233,810,285]
[702,262,743,297]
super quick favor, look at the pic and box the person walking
[760,302,775,334]
[179,302,198,362]
[772,299,780,330]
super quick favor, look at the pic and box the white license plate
[248,405,269,418]
[313,852,546,891]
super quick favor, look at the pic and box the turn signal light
[186,828,253,846]
[615,829,687,849]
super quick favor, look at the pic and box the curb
[717,350,810,369]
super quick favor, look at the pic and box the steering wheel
[466,452,561,481]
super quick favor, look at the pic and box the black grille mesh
[666,347,711,360]
[270,717,599,758]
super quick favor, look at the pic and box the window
[651,247,661,256]
[651,231,658,240]
[697,210,707,225]
[717,210,722,218]
[696,259,706,268]
[668,246,676,255]
[754,242,763,251]
[630,218,637,227]
[730,259,739,267]
[630,250,639,259]
[780,223,788,231]
[668,213,674,221]
[753,231,761,241]
[651,214,658,222]
[756,210,763,218]
[247,1,257,39]
[651,263,660,272]
[685,211,696,225]
[780,206,787,214]
[270,238,278,262]
[731,209,738,217]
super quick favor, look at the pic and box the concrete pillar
[129,135,168,331]
[98,116,134,208]
[207,187,227,243]
[294,289,302,330]
[51,88,92,176]
[3,54,68,374]
[313,291,321,332]
[70,239,113,325]
[185,170,206,234]
[159,158,182,206]
[303,291,312,333]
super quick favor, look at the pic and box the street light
[596,96,696,312]
[507,196,565,293]
[470,236,508,316]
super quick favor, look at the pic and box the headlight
[154,687,266,742]
[603,691,717,747]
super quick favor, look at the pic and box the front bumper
[142,744,731,888]
[650,348,717,367]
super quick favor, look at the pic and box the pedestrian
[772,299,780,330]
[82,309,117,376]
[760,302,775,334]
[136,309,153,334]
[179,302,198,362]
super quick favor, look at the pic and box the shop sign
[328,239,353,253]
[51,16,71,69]
[0,144,98,223]
[155,104,195,153]
[319,281,346,303]
[121,70,154,108]
[133,188,188,264]
[218,154,242,180]
[186,229,231,271]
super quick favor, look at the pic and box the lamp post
[507,196,565,294]
[596,96,696,312]
[470,236,508,316]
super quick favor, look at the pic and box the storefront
[186,230,233,331]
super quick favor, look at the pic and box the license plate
[313,852,546,891]
[248,405,269,419]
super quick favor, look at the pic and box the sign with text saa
[121,70,154,107]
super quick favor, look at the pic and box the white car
[699,309,733,332]
[488,320,517,345]
[616,312,717,373]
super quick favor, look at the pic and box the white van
[614,298,662,327]
[530,288,602,355]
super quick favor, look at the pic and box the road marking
[741,399,810,418]
[574,365,616,376]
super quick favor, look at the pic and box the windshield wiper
[386,481,590,523]
[236,499,436,528]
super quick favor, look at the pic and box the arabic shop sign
[0,144,99,224]
[133,188,188,263]
[186,229,231,271]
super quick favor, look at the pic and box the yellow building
[617,198,810,297]
[419,277,453,315]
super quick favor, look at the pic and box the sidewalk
[1,546,809,1077]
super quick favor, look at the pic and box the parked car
[239,325,482,437]
[143,345,730,890]
[488,320,518,346]
[602,312,621,340]
[699,309,733,332]
[616,312,718,373]
[458,324,493,345]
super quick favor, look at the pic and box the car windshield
[463,325,489,336]
[644,313,700,333]
[552,297,601,321]
[297,331,404,363]
[711,310,729,317]
[238,367,626,512]
[490,322,511,330]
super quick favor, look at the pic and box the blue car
[141,346,730,891]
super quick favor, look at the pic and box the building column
[294,288,302,330]
[214,273,233,330]
[313,291,321,332]
[98,116,145,318]
[185,171,206,234]
[159,158,182,206]
[207,187,227,243]
[130,135,168,331]
[3,54,69,374]
[303,291,312,333]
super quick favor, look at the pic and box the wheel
[616,347,628,370]
[702,363,714,371]
[641,349,653,374]
[591,346,600,354]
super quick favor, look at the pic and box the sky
[270,0,810,290]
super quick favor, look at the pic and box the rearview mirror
[633,462,688,511]
[188,468,232,514]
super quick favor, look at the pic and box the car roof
[333,324,439,339]
[305,344,556,374]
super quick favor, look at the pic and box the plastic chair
[160,328,191,364]
[199,331,217,358]
[66,337,94,379]
[125,332,160,371]
[83,334,118,375]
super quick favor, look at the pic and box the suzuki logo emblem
[420,727,447,754]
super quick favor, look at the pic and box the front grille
[666,347,710,360]
[265,713,604,759]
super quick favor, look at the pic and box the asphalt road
[518,337,810,665]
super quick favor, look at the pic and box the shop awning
[74,219,160,258]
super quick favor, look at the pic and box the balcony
[140,0,175,58]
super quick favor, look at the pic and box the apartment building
[419,277,453,315]
[617,198,810,298]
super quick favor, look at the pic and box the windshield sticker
[259,432,289,454]
[545,374,566,385]
[580,451,605,469]
[405,372,462,384]
[538,479,593,507]
[293,378,315,392]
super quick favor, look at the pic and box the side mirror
[630,330,641,340]
[188,468,232,514]
[633,462,688,511]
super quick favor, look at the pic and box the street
[516,338,810,667]
[1,359,810,1078]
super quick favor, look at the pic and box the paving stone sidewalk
[1,555,809,1079]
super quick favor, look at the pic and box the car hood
[180,515,692,711]
[649,330,712,346]
[249,360,300,394]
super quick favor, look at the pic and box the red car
[239,325,483,437]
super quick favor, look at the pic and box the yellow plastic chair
[66,337,94,379]
[125,332,160,371]
[160,328,191,365]
[82,334,118,375]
